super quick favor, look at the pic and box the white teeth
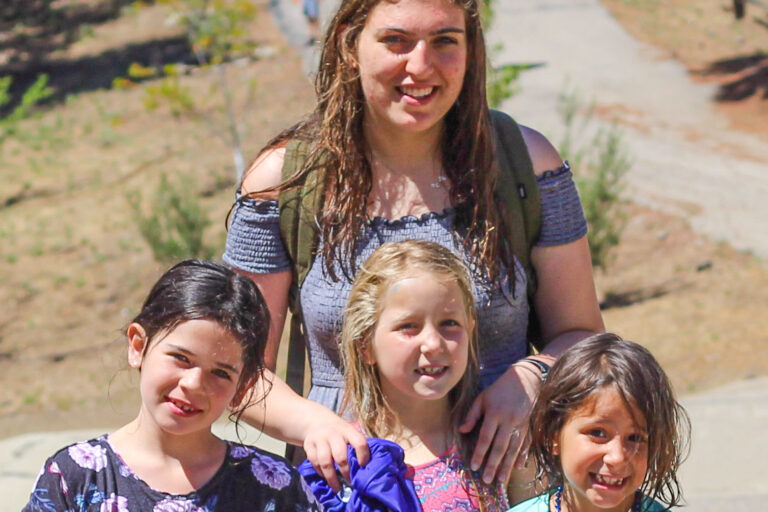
[417,367,445,375]
[595,474,625,486]
[171,399,196,413]
[399,86,434,98]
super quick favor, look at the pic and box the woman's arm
[232,149,369,490]
[521,124,605,360]
[460,126,604,485]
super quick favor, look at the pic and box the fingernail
[471,461,479,472]
[483,474,492,485]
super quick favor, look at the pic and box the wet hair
[529,333,691,510]
[245,0,510,284]
[129,259,270,421]
[340,240,479,460]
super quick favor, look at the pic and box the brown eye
[435,36,458,46]
[213,369,232,381]
[170,353,189,364]
[587,428,607,440]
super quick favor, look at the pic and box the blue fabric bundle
[297,438,421,512]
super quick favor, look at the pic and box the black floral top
[23,435,322,512]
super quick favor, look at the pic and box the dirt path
[489,0,768,258]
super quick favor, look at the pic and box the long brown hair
[529,333,691,510]
[248,0,509,282]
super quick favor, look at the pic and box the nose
[405,40,434,77]
[179,367,206,393]
[603,437,629,465]
[419,325,444,354]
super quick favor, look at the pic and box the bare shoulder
[241,146,286,198]
[519,125,564,176]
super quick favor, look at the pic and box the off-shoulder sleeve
[536,162,588,246]
[223,197,291,273]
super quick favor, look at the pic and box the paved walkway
[488,0,768,258]
[485,4,768,509]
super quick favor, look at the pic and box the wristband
[519,357,550,382]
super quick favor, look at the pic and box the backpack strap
[278,140,326,397]
[489,109,543,350]
[278,140,326,463]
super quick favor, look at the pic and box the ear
[127,322,148,369]
[362,342,376,366]
[552,438,560,456]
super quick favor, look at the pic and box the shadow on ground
[1,0,141,67]
[0,0,197,113]
[697,51,768,102]
[600,281,692,310]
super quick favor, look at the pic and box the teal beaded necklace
[553,486,641,512]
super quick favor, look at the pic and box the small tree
[121,0,260,183]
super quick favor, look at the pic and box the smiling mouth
[397,86,436,99]
[592,473,627,487]
[168,397,200,414]
[415,366,448,377]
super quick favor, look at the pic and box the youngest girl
[507,333,690,512]
[24,260,320,511]
[310,240,508,511]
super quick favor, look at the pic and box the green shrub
[0,74,53,148]
[557,89,632,270]
[128,174,215,264]
[482,0,531,109]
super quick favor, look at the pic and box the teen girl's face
[355,0,467,138]
[554,386,649,512]
[128,319,245,438]
[369,271,471,409]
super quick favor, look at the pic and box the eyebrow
[376,27,465,36]
[166,344,241,374]
[588,416,648,433]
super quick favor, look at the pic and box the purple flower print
[153,498,206,512]
[251,455,292,490]
[68,442,108,471]
[100,494,129,512]
[48,461,69,494]
[300,474,316,503]
[230,445,253,459]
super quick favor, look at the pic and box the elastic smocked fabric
[536,162,588,247]
[223,198,290,274]
[297,438,421,512]
[222,163,587,274]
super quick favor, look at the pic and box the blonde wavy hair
[340,240,480,459]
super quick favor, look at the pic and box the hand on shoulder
[241,146,286,199]
[518,125,564,176]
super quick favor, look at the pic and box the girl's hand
[459,363,542,484]
[304,418,370,493]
